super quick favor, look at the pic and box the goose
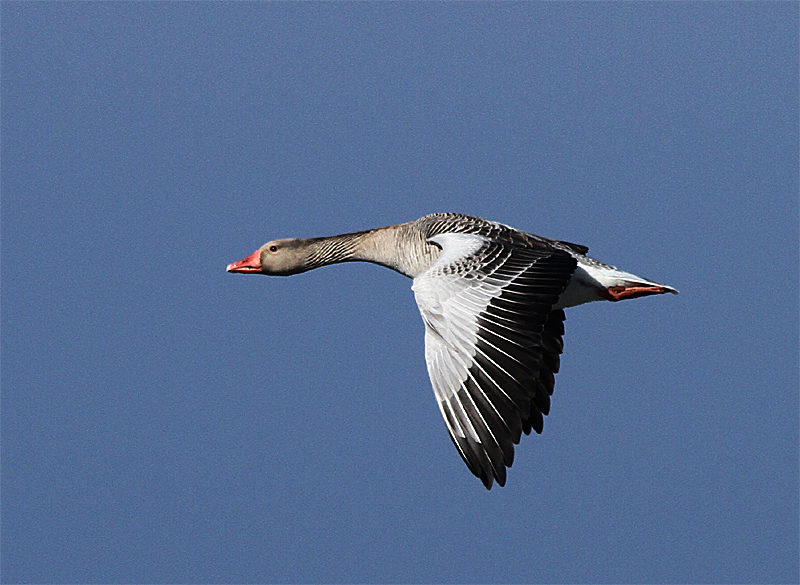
[227,212,677,489]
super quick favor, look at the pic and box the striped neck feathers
[300,225,436,277]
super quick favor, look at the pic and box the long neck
[303,230,373,270]
[303,224,438,278]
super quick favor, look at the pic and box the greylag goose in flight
[227,213,677,489]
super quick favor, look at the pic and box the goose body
[227,213,677,489]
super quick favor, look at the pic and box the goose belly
[554,265,608,309]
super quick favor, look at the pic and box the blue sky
[2,3,798,583]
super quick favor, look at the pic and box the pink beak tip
[226,249,262,274]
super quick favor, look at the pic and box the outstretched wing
[412,233,576,489]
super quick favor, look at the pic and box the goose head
[227,238,312,276]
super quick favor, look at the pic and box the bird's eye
[269,245,278,252]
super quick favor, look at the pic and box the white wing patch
[425,233,486,267]
[412,233,527,446]
[410,228,577,488]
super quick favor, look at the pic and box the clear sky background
[2,3,798,584]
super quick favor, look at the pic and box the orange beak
[226,249,262,273]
